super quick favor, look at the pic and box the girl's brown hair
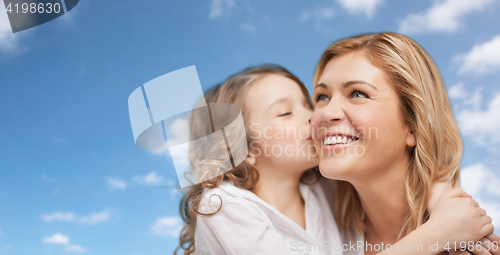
[313,32,462,240]
[175,64,319,255]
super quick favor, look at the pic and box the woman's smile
[320,132,361,151]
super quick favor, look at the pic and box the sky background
[1,0,500,254]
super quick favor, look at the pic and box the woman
[311,32,498,254]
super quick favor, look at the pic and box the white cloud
[42,233,70,245]
[300,7,335,22]
[241,22,256,35]
[165,118,189,147]
[399,0,495,34]
[0,0,22,55]
[461,163,500,197]
[41,210,110,224]
[209,0,235,19]
[300,6,335,33]
[457,92,500,145]
[42,233,87,252]
[337,0,383,18]
[162,117,190,187]
[78,210,110,224]
[41,212,76,222]
[106,177,127,190]
[449,83,483,109]
[41,174,57,182]
[150,216,183,238]
[458,35,500,74]
[149,117,189,156]
[132,171,175,189]
[448,83,467,99]
[65,244,86,252]
[461,163,500,230]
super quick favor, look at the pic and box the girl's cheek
[310,110,322,129]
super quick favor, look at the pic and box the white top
[317,178,364,255]
[194,180,343,255]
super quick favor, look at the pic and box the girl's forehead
[250,75,304,100]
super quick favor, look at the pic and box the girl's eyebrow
[267,97,290,110]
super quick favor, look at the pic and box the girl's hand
[428,181,452,214]
[429,183,499,254]
[426,187,494,252]
[427,184,496,255]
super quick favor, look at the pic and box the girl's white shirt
[194,179,343,255]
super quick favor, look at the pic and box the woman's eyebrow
[314,81,379,91]
[343,80,379,91]
[314,83,328,90]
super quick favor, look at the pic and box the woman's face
[311,51,416,181]
[246,74,318,174]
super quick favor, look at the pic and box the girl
[175,65,492,255]
[311,32,498,255]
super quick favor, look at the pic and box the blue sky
[0,0,499,254]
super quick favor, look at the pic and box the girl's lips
[321,138,361,151]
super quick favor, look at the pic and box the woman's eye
[352,90,368,98]
[316,94,330,102]
[278,111,291,117]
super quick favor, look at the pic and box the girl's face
[311,51,416,181]
[246,74,318,174]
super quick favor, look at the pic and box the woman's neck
[252,165,306,229]
[350,159,409,246]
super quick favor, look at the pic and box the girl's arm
[376,187,495,255]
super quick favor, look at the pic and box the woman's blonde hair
[313,32,462,239]
[175,64,319,255]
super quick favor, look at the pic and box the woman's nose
[321,99,346,124]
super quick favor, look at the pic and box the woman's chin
[318,158,357,180]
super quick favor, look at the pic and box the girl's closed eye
[278,111,292,117]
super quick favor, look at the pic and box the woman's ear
[406,130,416,147]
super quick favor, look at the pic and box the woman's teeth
[322,136,357,145]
